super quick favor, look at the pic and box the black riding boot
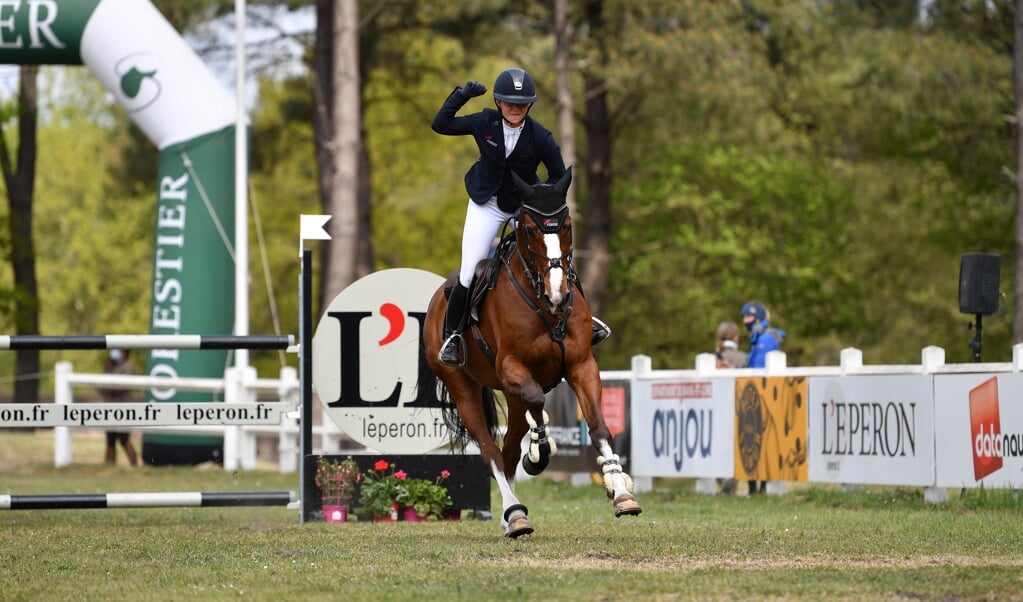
[591,316,612,347]
[438,282,469,367]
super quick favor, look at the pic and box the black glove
[460,80,487,98]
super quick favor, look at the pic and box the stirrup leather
[591,316,611,347]
[438,332,466,367]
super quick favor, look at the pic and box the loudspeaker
[959,253,1000,315]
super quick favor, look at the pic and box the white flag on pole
[300,214,332,240]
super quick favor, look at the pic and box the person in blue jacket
[740,300,785,368]
[431,67,610,366]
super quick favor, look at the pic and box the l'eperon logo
[312,269,448,454]
[114,52,161,113]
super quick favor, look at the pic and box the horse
[422,168,642,538]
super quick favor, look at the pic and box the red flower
[374,459,390,471]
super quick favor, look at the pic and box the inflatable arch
[0,0,240,463]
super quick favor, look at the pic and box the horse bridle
[503,202,577,343]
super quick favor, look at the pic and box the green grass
[2,431,1023,601]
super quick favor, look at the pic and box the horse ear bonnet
[519,168,571,234]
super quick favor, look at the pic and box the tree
[1013,0,1023,344]
[312,0,372,309]
[0,66,39,404]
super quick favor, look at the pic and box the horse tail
[439,384,502,452]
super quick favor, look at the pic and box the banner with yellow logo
[735,377,809,482]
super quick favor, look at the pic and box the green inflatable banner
[0,0,241,464]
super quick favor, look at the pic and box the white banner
[0,402,290,428]
[312,268,447,454]
[807,375,935,486]
[934,373,1023,488]
[630,378,734,478]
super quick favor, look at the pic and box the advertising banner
[312,269,447,454]
[631,378,734,478]
[0,0,241,464]
[545,379,631,473]
[734,377,808,483]
[807,375,934,486]
[934,373,1023,489]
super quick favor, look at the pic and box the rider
[431,67,611,367]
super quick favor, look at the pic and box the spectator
[715,320,747,369]
[98,349,140,466]
[714,321,745,495]
[740,301,785,495]
[740,301,785,369]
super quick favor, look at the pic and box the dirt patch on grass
[494,553,1023,572]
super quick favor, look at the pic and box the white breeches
[458,197,515,287]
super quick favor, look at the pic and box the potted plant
[354,459,406,521]
[395,469,453,521]
[314,455,360,523]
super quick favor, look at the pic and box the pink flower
[440,470,451,479]
[395,470,408,480]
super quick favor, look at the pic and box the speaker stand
[968,313,983,362]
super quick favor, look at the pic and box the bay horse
[423,168,641,538]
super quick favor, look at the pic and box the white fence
[627,344,1023,502]
[50,362,348,473]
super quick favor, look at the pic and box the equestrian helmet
[741,301,768,323]
[493,68,538,104]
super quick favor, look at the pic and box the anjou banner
[0,0,239,464]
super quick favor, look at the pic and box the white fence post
[630,354,653,494]
[277,366,299,474]
[222,367,240,471]
[53,361,73,468]
[238,365,258,470]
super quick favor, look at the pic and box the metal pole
[299,249,314,522]
[234,0,250,371]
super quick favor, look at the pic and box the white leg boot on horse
[596,440,642,517]
[522,410,557,475]
[491,459,533,538]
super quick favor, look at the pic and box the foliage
[394,469,453,519]
[0,0,1019,392]
[352,459,453,519]
[313,455,360,507]
[353,459,407,519]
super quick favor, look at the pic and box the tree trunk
[554,0,577,217]
[0,66,40,404]
[1014,0,1023,343]
[314,0,365,305]
[312,0,334,312]
[579,0,612,321]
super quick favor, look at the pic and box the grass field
[2,430,1022,601]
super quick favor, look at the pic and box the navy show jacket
[432,88,567,213]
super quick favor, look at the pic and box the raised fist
[461,80,487,98]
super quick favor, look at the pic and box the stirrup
[438,332,466,367]
[591,316,611,347]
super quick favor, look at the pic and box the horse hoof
[613,494,642,517]
[505,515,534,538]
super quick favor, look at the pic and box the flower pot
[402,506,427,522]
[374,503,400,522]
[323,504,347,523]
